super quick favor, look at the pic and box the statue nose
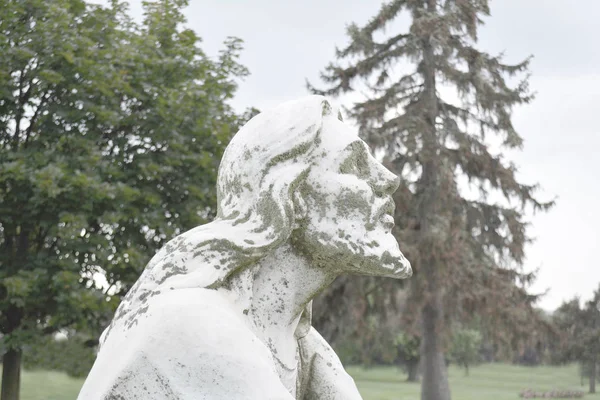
[373,170,400,196]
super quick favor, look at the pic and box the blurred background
[0,1,599,399]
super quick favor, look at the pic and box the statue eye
[339,141,370,176]
[339,155,357,174]
[345,161,357,174]
[340,155,368,176]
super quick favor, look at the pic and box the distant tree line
[314,283,600,394]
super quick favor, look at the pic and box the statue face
[294,116,412,279]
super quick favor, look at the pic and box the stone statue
[78,95,412,400]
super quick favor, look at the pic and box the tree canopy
[553,286,600,393]
[0,0,250,398]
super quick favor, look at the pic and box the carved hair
[101,96,338,342]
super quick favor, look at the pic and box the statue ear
[321,98,343,121]
[321,99,333,117]
[292,190,308,222]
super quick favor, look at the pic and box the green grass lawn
[2,363,599,400]
[348,363,600,400]
[9,369,83,400]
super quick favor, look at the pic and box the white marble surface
[78,95,411,400]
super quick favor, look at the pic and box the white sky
[106,0,599,311]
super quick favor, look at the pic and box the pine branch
[337,0,408,58]
[462,199,529,262]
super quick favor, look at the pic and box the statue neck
[225,243,336,374]
[250,244,335,331]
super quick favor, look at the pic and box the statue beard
[289,227,411,279]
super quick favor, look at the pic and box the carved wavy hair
[101,95,340,342]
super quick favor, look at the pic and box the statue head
[215,95,411,280]
[104,96,410,340]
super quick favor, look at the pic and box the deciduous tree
[0,1,249,398]
[449,328,481,376]
[553,286,600,394]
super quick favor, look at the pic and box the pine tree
[310,1,553,399]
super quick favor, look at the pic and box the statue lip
[375,198,396,229]
[380,214,395,231]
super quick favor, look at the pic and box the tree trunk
[417,0,451,398]
[590,358,597,394]
[1,349,22,400]
[421,297,451,400]
[407,359,421,382]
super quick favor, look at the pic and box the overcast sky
[108,0,599,311]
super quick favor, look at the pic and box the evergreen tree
[310,1,552,399]
[0,1,249,399]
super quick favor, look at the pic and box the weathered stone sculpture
[78,95,412,400]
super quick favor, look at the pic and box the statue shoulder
[80,288,294,400]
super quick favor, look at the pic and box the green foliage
[395,331,421,380]
[333,314,399,367]
[578,362,600,384]
[395,332,421,363]
[449,328,482,375]
[552,285,600,391]
[0,0,248,355]
[21,334,95,378]
[314,276,409,367]
[331,327,422,372]
[553,292,600,363]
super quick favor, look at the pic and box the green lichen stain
[333,189,371,227]
[263,135,315,174]
[156,261,187,285]
[231,209,252,226]
[321,100,332,116]
[338,141,370,178]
